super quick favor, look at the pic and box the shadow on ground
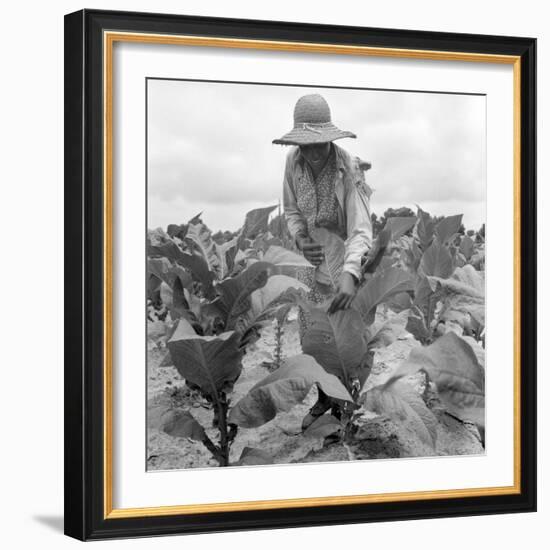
[33,515,64,533]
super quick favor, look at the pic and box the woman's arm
[282,149,308,242]
[342,176,373,281]
[328,162,373,313]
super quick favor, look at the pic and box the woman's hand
[296,235,325,266]
[328,272,357,313]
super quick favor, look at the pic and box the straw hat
[272,94,356,146]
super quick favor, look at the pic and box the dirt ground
[146,309,484,471]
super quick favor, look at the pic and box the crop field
[146,206,486,469]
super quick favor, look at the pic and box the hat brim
[272,124,356,146]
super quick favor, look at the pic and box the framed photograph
[64,9,536,540]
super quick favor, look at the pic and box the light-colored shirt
[282,143,373,280]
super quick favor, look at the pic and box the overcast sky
[147,79,486,233]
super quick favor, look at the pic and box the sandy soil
[146,312,483,471]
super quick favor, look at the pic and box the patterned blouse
[294,146,343,305]
[282,143,373,281]
[294,146,345,240]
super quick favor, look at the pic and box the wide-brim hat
[273,93,356,146]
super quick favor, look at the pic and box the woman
[273,94,373,429]
[273,93,373,315]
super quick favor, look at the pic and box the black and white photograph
[146,79,486,470]
[0,0,543,545]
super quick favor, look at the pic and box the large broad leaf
[239,276,309,344]
[386,291,413,313]
[401,238,423,273]
[385,216,417,241]
[405,306,431,342]
[413,274,435,308]
[362,217,416,276]
[177,252,216,299]
[262,245,313,277]
[419,240,454,279]
[166,223,187,240]
[353,267,414,325]
[167,318,243,400]
[188,211,203,225]
[159,281,186,320]
[184,222,221,277]
[149,258,193,320]
[303,415,342,439]
[229,355,354,428]
[428,265,485,328]
[161,409,206,442]
[310,228,344,290]
[434,214,463,245]
[416,207,436,250]
[147,228,215,298]
[367,309,410,350]
[237,205,278,249]
[234,447,275,466]
[148,256,172,282]
[268,213,292,241]
[252,232,282,254]
[428,272,484,300]
[147,228,186,263]
[147,274,162,302]
[148,258,192,290]
[301,306,369,386]
[459,235,475,261]
[215,237,238,279]
[389,332,485,427]
[451,264,484,294]
[209,261,272,331]
[249,275,309,320]
[362,380,438,447]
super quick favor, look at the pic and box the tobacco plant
[149,206,323,466]
[366,207,486,345]
[230,212,486,451]
[149,203,486,466]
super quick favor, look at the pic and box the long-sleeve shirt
[282,143,373,280]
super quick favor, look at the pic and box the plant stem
[274,321,283,369]
[201,433,221,460]
[215,393,230,466]
[278,199,282,240]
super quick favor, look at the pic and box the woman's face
[299,143,331,167]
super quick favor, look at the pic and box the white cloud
[147,79,485,232]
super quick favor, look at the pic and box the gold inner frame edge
[103,30,522,520]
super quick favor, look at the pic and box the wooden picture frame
[64,9,536,540]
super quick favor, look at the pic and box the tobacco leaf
[209,261,272,331]
[262,245,313,277]
[416,207,436,250]
[434,214,463,245]
[234,447,275,466]
[236,205,278,249]
[429,265,485,329]
[303,415,342,439]
[184,222,221,276]
[384,216,417,241]
[388,332,485,428]
[167,318,243,401]
[162,409,206,442]
[362,380,438,447]
[459,235,475,261]
[353,267,414,325]
[419,240,454,279]
[310,228,344,290]
[301,306,370,386]
[147,228,216,298]
[229,354,354,428]
[215,237,238,279]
